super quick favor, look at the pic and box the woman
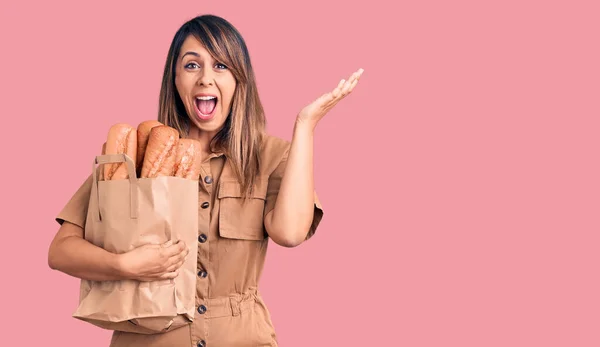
[48,14,362,346]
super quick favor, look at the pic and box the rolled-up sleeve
[55,174,93,230]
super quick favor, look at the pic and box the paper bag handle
[92,154,139,221]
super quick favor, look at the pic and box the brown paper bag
[72,153,198,334]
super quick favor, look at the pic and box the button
[197,305,207,314]
[201,202,210,209]
[204,176,213,184]
[197,340,206,347]
[198,234,207,243]
[198,270,208,278]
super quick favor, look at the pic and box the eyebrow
[181,51,201,60]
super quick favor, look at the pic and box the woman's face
[175,35,237,137]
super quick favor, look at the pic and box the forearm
[268,120,316,245]
[48,235,125,281]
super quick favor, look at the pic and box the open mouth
[195,96,218,119]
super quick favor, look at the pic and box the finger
[178,246,189,263]
[176,257,186,270]
[337,73,356,98]
[166,252,184,268]
[317,92,335,108]
[336,70,362,99]
[162,246,180,258]
[165,259,184,273]
[347,70,360,83]
[356,68,364,78]
[158,270,179,280]
[166,245,189,266]
[347,68,364,85]
[163,240,187,257]
[341,70,362,96]
[347,68,363,82]
[340,78,354,97]
[347,77,359,93]
[332,79,345,98]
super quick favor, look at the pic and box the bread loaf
[99,142,107,181]
[140,126,179,178]
[100,121,204,180]
[136,120,163,177]
[174,138,203,180]
[104,123,137,180]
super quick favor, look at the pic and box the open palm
[297,68,364,129]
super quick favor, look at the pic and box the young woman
[48,14,362,346]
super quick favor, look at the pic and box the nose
[197,69,214,87]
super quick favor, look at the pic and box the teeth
[196,96,216,100]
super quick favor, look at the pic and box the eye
[215,63,228,70]
[185,62,199,69]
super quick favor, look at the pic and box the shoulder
[261,134,291,162]
[259,134,291,174]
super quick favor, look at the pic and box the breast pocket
[217,180,268,241]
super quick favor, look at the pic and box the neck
[187,126,216,157]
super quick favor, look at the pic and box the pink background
[1,0,599,346]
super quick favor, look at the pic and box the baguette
[140,126,179,178]
[104,123,137,180]
[174,138,203,180]
[136,120,163,177]
[99,142,107,181]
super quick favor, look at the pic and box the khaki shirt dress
[55,135,324,347]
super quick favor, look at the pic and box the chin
[190,116,225,133]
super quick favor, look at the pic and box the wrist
[294,116,316,134]
[112,253,129,279]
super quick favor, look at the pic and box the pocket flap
[217,180,268,241]
[218,180,268,200]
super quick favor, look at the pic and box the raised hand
[296,68,364,130]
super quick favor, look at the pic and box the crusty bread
[99,141,107,181]
[140,126,179,178]
[104,123,137,180]
[174,138,203,180]
[136,120,163,177]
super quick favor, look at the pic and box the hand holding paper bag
[118,239,189,282]
[72,121,202,334]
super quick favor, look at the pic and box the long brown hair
[158,15,265,198]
